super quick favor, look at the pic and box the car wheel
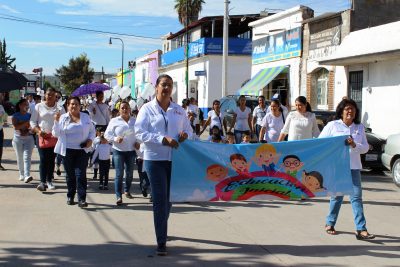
[392,158,400,188]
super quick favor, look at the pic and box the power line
[0,13,160,40]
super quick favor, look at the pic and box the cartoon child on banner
[252,144,281,172]
[206,164,229,182]
[230,154,251,175]
[301,170,326,193]
[281,155,304,178]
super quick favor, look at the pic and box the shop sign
[308,25,341,60]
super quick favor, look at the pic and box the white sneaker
[47,182,56,190]
[19,176,24,181]
[24,176,33,183]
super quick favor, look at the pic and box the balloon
[104,89,112,99]
[140,83,155,99]
[129,100,137,110]
[119,86,131,99]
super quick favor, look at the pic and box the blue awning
[237,66,287,95]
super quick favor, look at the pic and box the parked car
[381,133,400,187]
[219,95,270,129]
[314,110,386,171]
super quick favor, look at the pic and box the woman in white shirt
[104,101,138,205]
[231,95,252,144]
[278,96,320,141]
[53,97,95,208]
[135,74,192,256]
[319,98,374,240]
[259,99,284,143]
[31,88,64,191]
[0,101,6,170]
[200,99,227,136]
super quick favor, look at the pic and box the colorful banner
[171,136,353,202]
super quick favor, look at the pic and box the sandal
[325,225,337,235]
[355,230,375,240]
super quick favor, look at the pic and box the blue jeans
[0,129,4,164]
[136,158,150,193]
[63,149,89,201]
[12,135,34,178]
[38,147,56,183]
[144,160,172,246]
[326,170,367,231]
[113,149,135,199]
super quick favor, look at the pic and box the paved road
[0,124,399,267]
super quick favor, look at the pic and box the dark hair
[335,98,360,124]
[45,87,57,94]
[237,95,246,106]
[211,125,221,132]
[156,74,173,86]
[96,91,104,97]
[283,154,301,162]
[226,131,234,136]
[119,100,131,109]
[295,96,312,112]
[258,95,265,100]
[67,96,80,106]
[304,170,325,189]
[230,153,247,163]
[15,99,28,113]
[212,99,220,106]
[211,133,222,142]
[271,99,281,106]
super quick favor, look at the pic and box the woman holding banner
[319,98,374,240]
[135,74,192,256]
[278,96,319,141]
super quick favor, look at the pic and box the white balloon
[104,89,112,99]
[140,83,155,99]
[119,86,131,99]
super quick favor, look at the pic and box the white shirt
[92,143,112,162]
[261,113,284,143]
[135,98,193,161]
[104,116,136,152]
[319,120,369,170]
[267,105,289,118]
[207,110,225,131]
[187,104,199,124]
[28,101,36,114]
[0,105,5,130]
[281,111,320,141]
[253,105,267,126]
[30,102,65,134]
[234,106,251,131]
[88,102,110,126]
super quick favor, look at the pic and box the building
[238,6,314,108]
[159,14,266,114]
[133,50,162,99]
[319,21,400,138]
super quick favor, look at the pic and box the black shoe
[142,189,148,198]
[56,168,61,176]
[99,184,104,190]
[67,198,75,205]
[0,165,5,171]
[92,176,97,180]
[116,198,123,206]
[103,185,108,190]
[149,197,153,203]
[124,192,133,199]
[156,244,167,256]
[355,230,375,240]
[78,200,88,208]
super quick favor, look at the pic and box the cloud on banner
[171,136,353,202]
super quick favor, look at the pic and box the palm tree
[174,0,205,25]
[0,39,16,70]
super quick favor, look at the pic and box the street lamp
[109,37,125,87]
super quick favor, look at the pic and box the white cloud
[186,189,212,201]
[0,4,21,14]
[37,0,82,7]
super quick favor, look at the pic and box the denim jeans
[99,159,110,186]
[113,149,135,199]
[63,149,89,201]
[255,124,262,141]
[0,129,4,163]
[144,160,172,246]
[234,129,250,144]
[326,170,367,230]
[136,158,150,193]
[38,147,56,183]
[12,135,34,178]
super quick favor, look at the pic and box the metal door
[348,71,363,110]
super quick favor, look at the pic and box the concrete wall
[360,59,400,138]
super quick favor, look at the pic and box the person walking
[259,99,284,143]
[12,99,35,182]
[320,98,374,240]
[104,101,137,206]
[91,134,111,190]
[231,95,252,144]
[31,88,64,191]
[0,99,6,170]
[277,96,319,141]
[252,95,267,140]
[53,97,95,207]
[200,100,227,136]
[88,91,110,132]
[135,74,192,256]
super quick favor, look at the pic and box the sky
[0,0,351,76]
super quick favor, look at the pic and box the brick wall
[328,70,335,110]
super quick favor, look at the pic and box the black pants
[0,129,3,163]
[99,159,110,186]
[38,147,56,183]
[63,149,89,201]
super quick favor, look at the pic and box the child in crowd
[211,133,223,143]
[207,125,224,142]
[135,143,151,200]
[91,134,112,190]
[241,133,251,144]
[91,129,102,179]
[225,131,235,144]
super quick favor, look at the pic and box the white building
[240,6,314,108]
[320,21,400,138]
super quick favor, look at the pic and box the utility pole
[185,0,190,99]
[222,0,229,97]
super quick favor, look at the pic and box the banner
[171,136,353,202]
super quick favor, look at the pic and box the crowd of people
[0,76,375,256]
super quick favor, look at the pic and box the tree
[0,38,16,69]
[55,53,94,95]
[174,0,205,25]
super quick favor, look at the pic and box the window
[349,71,363,111]
[316,69,329,109]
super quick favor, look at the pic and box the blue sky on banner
[0,0,350,75]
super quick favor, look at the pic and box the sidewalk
[0,124,399,266]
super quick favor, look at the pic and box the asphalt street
[0,124,399,267]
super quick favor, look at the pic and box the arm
[248,110,252,133]
[135,107,165,145]
[230,113,237,132]
[259,127,266,142]
[351,125,369,154]
[91,149,99,164]
[277,112,291,142]
[251,108,257,133]
[223,117,227,133]
[104,119,116,143]
[311,114,320,138]
[30,104,41,134]
[200,117,211,135]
